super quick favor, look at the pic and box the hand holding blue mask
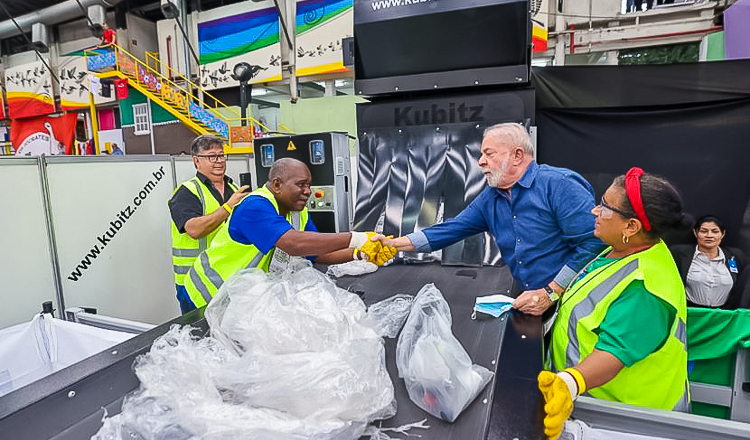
[472,294,515,319]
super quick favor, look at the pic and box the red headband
[625,167,651,231]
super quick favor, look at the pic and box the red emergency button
[314,190,325,199]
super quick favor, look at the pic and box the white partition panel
[172,155,251,189]
[173,156,197,186]
[0,158,58,329]
[45,156,179,325]
[227,156,251,188]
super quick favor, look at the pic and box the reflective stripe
[669,318,690,411]
[566,259,639,366]
[191,182,209,251]
[673,381,690,412]
[674,317,687,351]
[291,211,301,230]
[200,252,224,290]
[188,268,213,305]
[174,265,191,275]
[245,251,265,269]
[173,247,201,257]
[191,179,205,206]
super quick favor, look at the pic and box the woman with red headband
[535,168,691,440]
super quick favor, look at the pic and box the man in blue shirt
[227,158,391,265]
[183,158,396,310]
[377,123,605,314]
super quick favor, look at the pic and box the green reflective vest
[170,177,237,286]
[184,184,309,308]
[551,240,689,411]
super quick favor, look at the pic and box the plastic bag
[362,294,414,338]
[396,284,493,422]
[326,260,379,278]
[93,267,396,440]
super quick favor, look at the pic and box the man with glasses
[168,134,248,313]
[373,123,605,315]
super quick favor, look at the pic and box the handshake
[349,232,398,266]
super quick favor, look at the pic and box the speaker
[31,23,49,53]
[354,0,531,96]
[160,0,181,19]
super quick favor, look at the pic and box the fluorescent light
[251,88,268,96]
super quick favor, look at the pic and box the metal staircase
[84,45,267,149]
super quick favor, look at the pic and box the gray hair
[483,123,534,156]
[190,134,223,155]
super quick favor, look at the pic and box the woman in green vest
[534,168,691,440]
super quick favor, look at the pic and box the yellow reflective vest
[184,184,308,308]
[170,176,237,286]
[551,240,689,411]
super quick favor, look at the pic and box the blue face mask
[472,294,515,319]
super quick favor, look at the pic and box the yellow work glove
[359,234,396,266]
[374,239,397,265]
[538,369,586,440]
[349,231,375,249]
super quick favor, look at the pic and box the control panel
[308,185,335,212]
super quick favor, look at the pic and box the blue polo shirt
[408,161,605,290]
[228,195,317,254]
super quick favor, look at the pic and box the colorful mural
[0,82,6,119]
[195,0,353,90]
[86,49,117,72]
[58,51,116,110]
[4,60,55,119]
[198,5,282,90]
[296,0,353,77]
[189,102,229,139]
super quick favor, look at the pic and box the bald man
[183,158,394,310]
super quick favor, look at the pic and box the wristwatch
[544,285,560,302]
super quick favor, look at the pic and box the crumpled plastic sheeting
[396,284,493,423]
[206,267,374,356]
[362,294,414,338]
[326,260,379,278]
[364,419,430,440]
[93,266,397,440]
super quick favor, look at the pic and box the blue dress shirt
[407,161,605,290]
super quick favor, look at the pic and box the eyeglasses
[194,154,226,163]
[598,196,630,219]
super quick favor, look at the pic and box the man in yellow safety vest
[184,157,395,309]
[168,134,247,313]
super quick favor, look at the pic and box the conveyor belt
[0,263,547,440]
[332,262,545,440]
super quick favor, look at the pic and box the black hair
[612,172,693,240]
[190,134,223,156]
[693,215,725,233]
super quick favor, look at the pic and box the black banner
[532,60,750,251]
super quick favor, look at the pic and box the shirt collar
[493,161,537,197]
[196,172,232,188]
[694,245,726,262]
[516,161,538,189]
